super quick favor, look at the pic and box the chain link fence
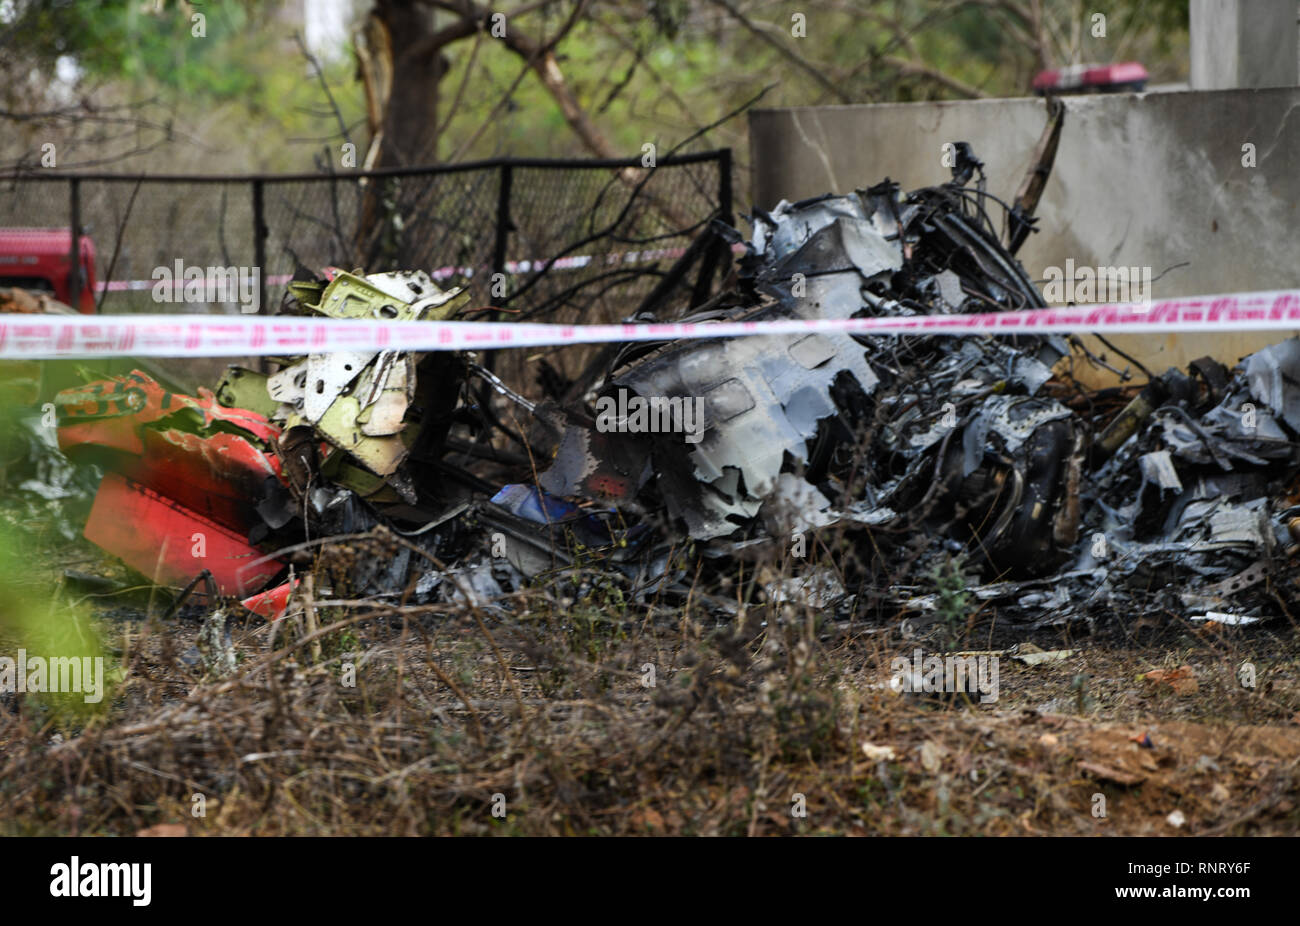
[0,152,732,326]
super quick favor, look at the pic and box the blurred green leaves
[0,511,114,722]
[0,363,113,723]
[11,0,269,98]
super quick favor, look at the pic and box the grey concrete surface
[1191,0,1298,90]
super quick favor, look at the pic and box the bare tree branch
[709,0,854,104]
[880,54,988,98]
[294,31,354,157]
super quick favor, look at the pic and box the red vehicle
[0,227,97,313]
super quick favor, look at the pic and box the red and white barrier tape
[3,290,1300,359]
[90,246,693,292]
[94,274,290,294]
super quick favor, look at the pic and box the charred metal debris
[46,149,1300,631]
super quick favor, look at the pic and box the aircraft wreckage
[46,146,1300,632]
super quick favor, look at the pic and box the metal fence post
[252,179,267,315]
[689,149,734,308]
[718,147,733,227]
[68,177,82,311]
[492,163,513,308]
[251,179,268,373]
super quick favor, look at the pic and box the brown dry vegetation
[3,509,1300,838]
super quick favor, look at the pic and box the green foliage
[5,0,1192,170]
[648,0,690,39]
[0,387,118,725]
[6,0,365,171]
[0,525,113,724]
[929,552,971,650]
[13,0,262,97]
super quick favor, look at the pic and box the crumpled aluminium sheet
[612,330,880,539]
[545,182,1300,626]
[1021,341,1300,628]
[1247,338,1300,434]
[542,180,1071,549]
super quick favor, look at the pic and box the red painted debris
[57,370,287,595]
[84,473,282,596]
[241,578,297,621]
[57,369,279,455]
[132,427,280,532]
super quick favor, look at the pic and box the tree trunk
[374,0,445,167]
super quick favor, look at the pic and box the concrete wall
[749,89,1300,385]
[1190,0,1298,90]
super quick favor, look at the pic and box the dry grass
[4,516,1300,838]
